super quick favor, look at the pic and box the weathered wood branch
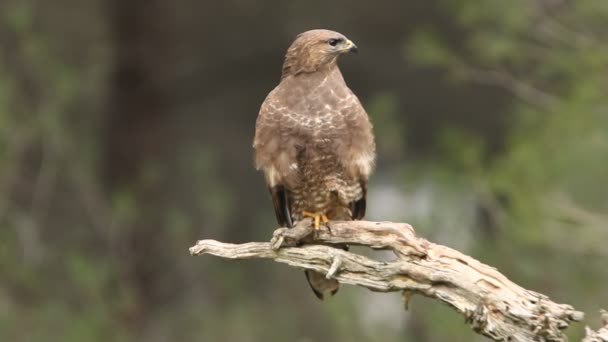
[190,220,591,341]
[584,311,608,342]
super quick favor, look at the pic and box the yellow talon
[302,211,330,230]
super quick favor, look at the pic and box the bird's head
[282,29,358,78]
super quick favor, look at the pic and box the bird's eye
[328,38,341,47]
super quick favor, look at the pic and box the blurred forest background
[1,0,607,341]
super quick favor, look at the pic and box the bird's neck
[282,63,345,88]
[281,57,339,79]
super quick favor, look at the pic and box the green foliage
[1,0,607,340]
[408,1,608,339]
[408,31,456,68]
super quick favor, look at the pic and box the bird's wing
[331,89,375,219]
[351,179,367,220]
[253,88,301,227]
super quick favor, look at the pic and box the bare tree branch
[584,310,608,342]
[190,220,588,341]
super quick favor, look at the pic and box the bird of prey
[253,29,375,299]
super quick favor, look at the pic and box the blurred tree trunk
[104,0,178,329]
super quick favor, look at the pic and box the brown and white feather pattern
[254,65,374,220]
[253,29,375,299]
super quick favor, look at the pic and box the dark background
[1,0,607,341]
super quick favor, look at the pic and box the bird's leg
[302,211,329,230]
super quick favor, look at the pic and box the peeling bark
[190,219,591,341]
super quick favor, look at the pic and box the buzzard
[253,29,375,299]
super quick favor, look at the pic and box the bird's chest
[291,104,342,141]
[290,152,361,212]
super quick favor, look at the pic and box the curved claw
[302,211,329,230]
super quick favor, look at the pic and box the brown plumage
[253,29,375,299]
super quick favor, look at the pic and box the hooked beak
[342,39,358,54]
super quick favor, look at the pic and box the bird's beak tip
[343,39,358,54]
